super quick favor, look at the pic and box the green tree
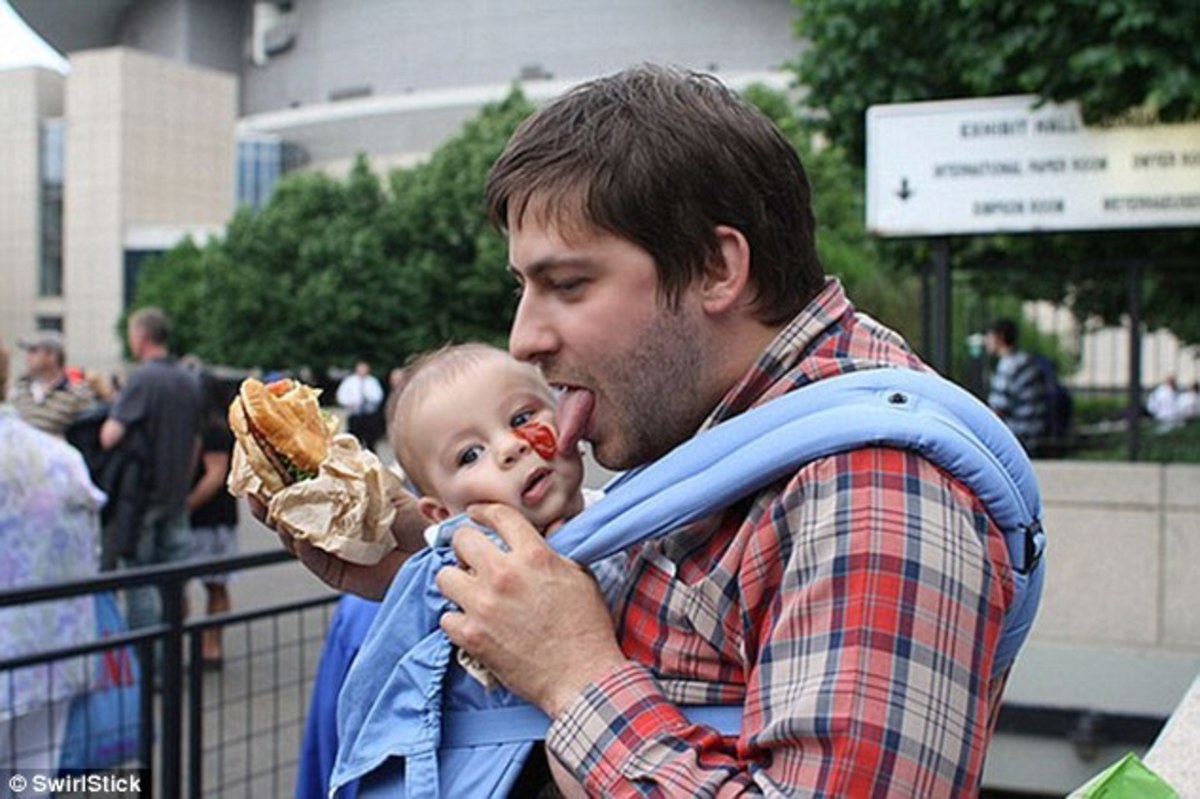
[791,0,1200,345]
[131,91,535,373]
[741,84,921,342]
[793,0,1199,165]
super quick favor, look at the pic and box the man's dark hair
[486,64,826,325]
[989,318,1019,348]
[130,306,171,346]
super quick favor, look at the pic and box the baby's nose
[497,433,530,465]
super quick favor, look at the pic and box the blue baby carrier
[330,368,1047,798]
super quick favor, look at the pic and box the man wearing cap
[9,331,95,437]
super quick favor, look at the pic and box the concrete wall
[119,0,245,77]
[985,461,1200,794]
[63,48,236,374]
[0,67,65,354]
[1032,461,1200,649]
[241,0,799,115]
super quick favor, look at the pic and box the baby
[389,342,603,798]
[389,342,589,536]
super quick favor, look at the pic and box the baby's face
[410,353,585,531]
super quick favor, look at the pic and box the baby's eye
[456,445,483,467]
[510,409,535,428]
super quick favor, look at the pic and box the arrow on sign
[896,178,914,201]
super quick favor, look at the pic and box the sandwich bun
[228,377,333,496]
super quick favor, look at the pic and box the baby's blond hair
[388,343,551,496]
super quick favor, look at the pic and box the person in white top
[1146,376,1183,429]
[336,360,385,448]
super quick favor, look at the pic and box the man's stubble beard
[587,307,712,471]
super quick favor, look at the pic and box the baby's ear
[417,497,452,524]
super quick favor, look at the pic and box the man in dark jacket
[100,307,201,631]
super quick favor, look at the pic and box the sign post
[866,95,1200,237]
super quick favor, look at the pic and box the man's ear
[417,496,452,524]
[700,225,752,315]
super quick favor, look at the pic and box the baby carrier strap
[555,368,1043,571]
[331,367,1046,797]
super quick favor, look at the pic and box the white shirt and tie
[337,372,384,417]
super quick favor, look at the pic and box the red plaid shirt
[547,280,1014,797]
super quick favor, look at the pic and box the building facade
[5,0,799,372]
[0,47,235,373]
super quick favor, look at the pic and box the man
[8,330,95,436]
[276,66,1023,795]
[985,317,1048,454]
[100,307,202,629]
[336,360,385,449]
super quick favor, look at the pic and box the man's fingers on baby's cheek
[450,525,500,570]
[468,502,539,549]
[465,502,506,528]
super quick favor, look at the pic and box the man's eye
[510,410,534,428]
[550,278,583,294]
[457,446,482,467]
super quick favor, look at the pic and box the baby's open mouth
[522,467,552,504]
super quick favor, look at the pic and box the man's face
[24,346,57,379]
[408,352,585,531]
[126,322,144,359]
[507,213,713,471]
[983,331,1000,356]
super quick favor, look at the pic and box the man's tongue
[555,388,595,452]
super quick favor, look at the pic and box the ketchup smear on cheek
[514,420,558,460]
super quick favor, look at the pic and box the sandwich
[228,377,334,496]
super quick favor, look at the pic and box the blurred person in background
[1146,375,1189,430]
[100,307,202,632]
[985,317,1048,454]
[186,373,239,668]
[337,360,385,450]
[0,338,104,775]
[8,330,95,437]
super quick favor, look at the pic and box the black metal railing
[0,551,340,798]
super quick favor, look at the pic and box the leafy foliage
[741,85,922,344]
[792,0,1200,164]
[130,91,535,374]
[790,0,1200,345]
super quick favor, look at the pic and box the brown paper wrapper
[228,434,402,565]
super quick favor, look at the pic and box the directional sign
[866,95,1200,237]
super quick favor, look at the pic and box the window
[39,119,65,297]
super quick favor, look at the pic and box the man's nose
[509,294,557,364]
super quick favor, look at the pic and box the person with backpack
[985,318,1050,455]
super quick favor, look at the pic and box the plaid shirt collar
[702,277,855,429]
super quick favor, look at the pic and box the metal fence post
[161,577,186,799]
[1127,260,1143,462]
[188,629,205,798]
